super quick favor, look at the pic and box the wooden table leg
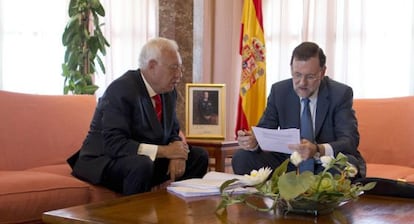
[186,139,239,173]
[215,147,225,172]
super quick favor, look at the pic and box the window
[0,0,158,95]
[263,0,414,98]
[0,0,69,94]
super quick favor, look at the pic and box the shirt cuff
[137,143,158,161]
[323,143,334,157]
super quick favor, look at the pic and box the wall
[159,0,242,140]
[159,0,193,132]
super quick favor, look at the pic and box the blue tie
[299,98,315,173]
[300,98,314,141]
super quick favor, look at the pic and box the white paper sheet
[251,126,300,154]
[167,171,247,197]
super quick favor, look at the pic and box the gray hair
[138,37,179,69]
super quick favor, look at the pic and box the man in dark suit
[68,37,209,195]
[232,42,366,178]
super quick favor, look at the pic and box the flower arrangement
[216,152,376,215]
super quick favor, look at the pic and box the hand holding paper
[251,126,300,154]
[237,130,258,151]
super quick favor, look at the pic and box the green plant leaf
[361,182,376,191]
[96,55,105,74]
[268,159,289,193]
[83,84,99,94]
[62,0,109,95]
[278,171,315,200]
[219,179,239,193]
[68,0,78,17]
[90,0,105,16]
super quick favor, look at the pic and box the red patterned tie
[152,95,162,121]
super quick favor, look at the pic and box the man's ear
[148,59,158,69]
[321,66,327,76]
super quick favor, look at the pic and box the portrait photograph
[185,84,225,139]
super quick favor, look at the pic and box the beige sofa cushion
[0,171,89,224]
[0,90,96,170]
[354,96,414,168]
[367,164,414,183]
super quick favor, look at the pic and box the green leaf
[219,179,239,193]
[271,159,289,178]
[92,0,105,16]
[83,84,99,94]
[88,36,99,54]
[336,153,348,163]
[62,17,80,45]
[361,182,376,191]
[278,171,315,200]
[268,159,289,193]
[96,55,105,74]
[68,0,78,17]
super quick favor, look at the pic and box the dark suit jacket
[258,76,366,176]
[68,70,181,184]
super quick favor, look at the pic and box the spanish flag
[235,0,266,134]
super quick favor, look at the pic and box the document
[251,126,300,154]
[167,171,249,197]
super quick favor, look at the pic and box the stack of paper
[167,171,249,197]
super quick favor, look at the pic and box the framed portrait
[185,83,226,139]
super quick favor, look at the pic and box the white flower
[290,151,303,166]
[240,167,272,186]
[345,163,358,177]
[320,156,333,168]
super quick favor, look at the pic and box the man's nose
[176,70,183,79]
[298,77,308,85]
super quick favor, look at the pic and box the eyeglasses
[166,64,185,74]
[291,73,319,82]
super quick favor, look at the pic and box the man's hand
[237,130,258,151]
[168,159,186,181]
[157,141,189,160]
[288,139,318,159]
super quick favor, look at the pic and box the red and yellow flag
[235,0,266,134]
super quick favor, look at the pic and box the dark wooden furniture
[187,139,239,172]
[43,190,414,223]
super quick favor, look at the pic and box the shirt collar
[301,88,319,102]
[140,71,157,98]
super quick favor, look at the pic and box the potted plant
[216,152,376,216]
[61,0,110,95]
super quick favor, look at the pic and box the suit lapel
[315,78,330,137]
[160,92,176,137]
[145,95,163,131]
[135,71,164,133]
[287,89,301,128]
[135,70,176,142]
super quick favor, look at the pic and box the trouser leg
[101,155,153,195]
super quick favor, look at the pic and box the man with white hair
[68,37,209,195]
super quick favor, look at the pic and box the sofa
[353,96,414,183]
[0,90,120,224]
[1,90,413,222]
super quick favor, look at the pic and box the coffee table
[42,190,414,223]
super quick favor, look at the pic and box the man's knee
[183,146,209,179]
[101,155,154,194]
[231,149,254,175]
[190,146,209,166]
[125,156,153,180]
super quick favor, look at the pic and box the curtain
[0,0,158,96]
[263,0,414,98]
[96,0,158,97]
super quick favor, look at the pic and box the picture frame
[185,83,226,139]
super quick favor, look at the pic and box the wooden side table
[186,139,240,172]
